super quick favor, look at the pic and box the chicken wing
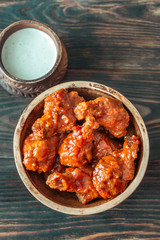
[74,97,129,138]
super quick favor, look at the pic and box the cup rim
[0,20,62,83]
[13,81,150,215]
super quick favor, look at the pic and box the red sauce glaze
[50,156,66,174]
[93,135,140,199]
[32,89,84,140]
[93,156,127,199]
[32,115,56,140]
[46,167,99,204]
[92,130,122,160]
[74,97,130,138]
[23,89,141,204]
[114,135,140,181]
[23,133,59,173]
[58,116,99,167]
[44,89,84,133]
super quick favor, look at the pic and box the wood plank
[0,69,159,239]
[1,1,160,70]
[0,0,160,238]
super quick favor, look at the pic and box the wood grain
[1,1,160,71]
[0,0,160,239]
[0,69,160,239]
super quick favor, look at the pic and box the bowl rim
[13,81,149,215]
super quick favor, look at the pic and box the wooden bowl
[13,81,149,215]
[0,20,68,97]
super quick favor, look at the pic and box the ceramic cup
[0,20,68,97]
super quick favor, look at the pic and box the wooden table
[0,1,160,239]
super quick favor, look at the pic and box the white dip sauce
[1,28,57,80]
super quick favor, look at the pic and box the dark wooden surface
[0,1,160,239]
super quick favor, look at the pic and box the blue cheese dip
[1,28,57,80]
